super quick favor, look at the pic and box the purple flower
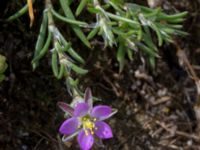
[58,88,117,150]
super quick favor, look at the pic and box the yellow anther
[85,130,89,136]
[82,116,96,136]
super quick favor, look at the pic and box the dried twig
[175,42,200,129]
[156,120,200,141]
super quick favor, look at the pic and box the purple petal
[99,108,118,121]
[94,121,113,139]
[62,130,79,142]
[84,88,93,109]
[91,105,112,120]
[77,130,94,150]
[59,117,79,135]
[71,96,85,108]
[74,102,89,117]
[57,102,74,116]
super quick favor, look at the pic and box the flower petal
[91,105,112,120]
[74,102,89,117]
[99,108,118,121]
[94,121,113,139]
[59,117,79,135]
[84,88,93,109]
[57,102,74,116]
[78,130,94,150]
[62,130,80,142]
[71,96,85,108]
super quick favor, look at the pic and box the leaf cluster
[7,0,187,80]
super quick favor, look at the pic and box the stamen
[82,116,96,136]
[85,130,89,136]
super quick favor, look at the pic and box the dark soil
[1,0,200,150]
